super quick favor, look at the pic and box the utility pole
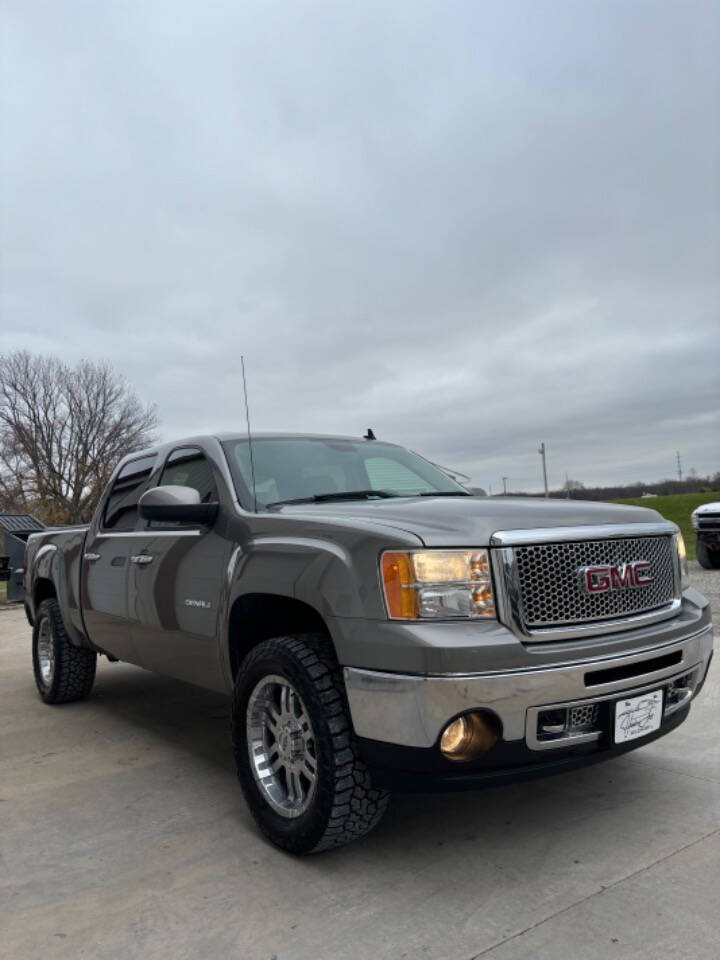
[676,451,682,483]
[502,476,508,496]
[539,442,549,498]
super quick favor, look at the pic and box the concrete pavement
[1,567,718,960]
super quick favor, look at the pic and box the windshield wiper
[419,490,472,496]
[267,490,398,508]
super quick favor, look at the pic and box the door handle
[83,552,101,562]
[130,554,154,565]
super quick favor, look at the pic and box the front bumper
[344,621,714,785]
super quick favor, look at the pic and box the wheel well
[228,593,331,678]
[33,578,57,609]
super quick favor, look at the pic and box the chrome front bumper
[344,623,714,749]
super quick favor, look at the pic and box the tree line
[497,473,720,500]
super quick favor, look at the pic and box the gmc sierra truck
[25,433,714,853]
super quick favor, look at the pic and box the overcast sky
[1,1,718,492]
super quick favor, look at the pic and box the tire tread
[232,633,389,853]
[33,599,97,704]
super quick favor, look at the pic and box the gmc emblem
[579,561,653,594]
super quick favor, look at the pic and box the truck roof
[116,432,397,471]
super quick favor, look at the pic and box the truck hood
[273,496,670,546]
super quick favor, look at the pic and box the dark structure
[0,514,45,602]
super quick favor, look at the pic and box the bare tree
[0,351,158,524]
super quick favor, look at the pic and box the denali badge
[579,561,653,594]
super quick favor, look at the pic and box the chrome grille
[568,703,599,730]
[696,514,720,532]
[514,535,677,629]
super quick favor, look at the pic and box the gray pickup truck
[25,433,714,853]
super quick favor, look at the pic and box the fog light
[439,712,498,761]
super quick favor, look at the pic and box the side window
[158,447,217,503]
[103,455,157,531]
[364,456,434,494]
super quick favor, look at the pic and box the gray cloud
[1,0,719,492]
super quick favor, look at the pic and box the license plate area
[613,689,663,744]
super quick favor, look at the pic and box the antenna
[241,355,258,512]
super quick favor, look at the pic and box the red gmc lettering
[582,561,653,593]
[610,563,635,589]
[584,566,612,592]
[633,560,652,585]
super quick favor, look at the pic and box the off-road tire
[232,633,389,854]
[696,540,720,570]
[32,598,97,703]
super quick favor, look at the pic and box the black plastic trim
[585,650,682,687]
[360,704,690,792]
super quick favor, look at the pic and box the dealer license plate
[614,690,663,744]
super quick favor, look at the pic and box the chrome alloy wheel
[37,616,55,688]
[246,675,318,818]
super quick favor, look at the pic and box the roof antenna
[363,428,376,440]
[241,355,258,512]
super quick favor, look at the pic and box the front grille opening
[537,702,602,742]
[514,535,677,630]
[585,650,682,687]
[664,672,694,712]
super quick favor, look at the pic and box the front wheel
[232,634,389,854]
[697,540,720,569]
[32,598,97,703]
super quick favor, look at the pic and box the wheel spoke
[291,769,303,803]
[288,688,298,718]
[284,766,295,802]
[266,709,281,735]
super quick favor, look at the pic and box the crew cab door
[81,454,158,662]
[126,445,230,691]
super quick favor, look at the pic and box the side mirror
[138,485,219,526]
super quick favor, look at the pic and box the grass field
[613,490,720,561]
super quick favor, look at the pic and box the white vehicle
[691,502,720,569]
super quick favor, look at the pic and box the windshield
[222,437,469,508]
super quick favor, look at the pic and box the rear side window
[103,455,157,531]
[159,447,217,503]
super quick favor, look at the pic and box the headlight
[691,510,700,531]
[380,549,495,620]
[674,532,689,589]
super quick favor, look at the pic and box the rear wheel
[232,634,389,853]
[697,540,720,570]
[32,598,97,703]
